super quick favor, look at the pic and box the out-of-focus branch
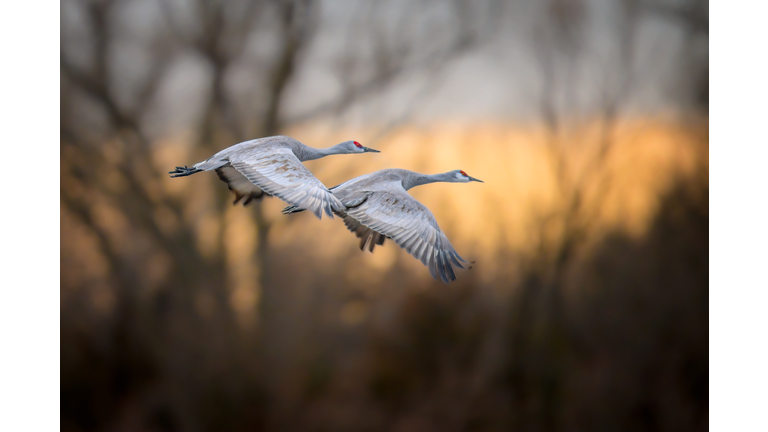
[643,0,708,35]
[260,0,317,135]
[157,0,268,143]
[61,184,133,293]
[61,54,141,135]
[363,55,462,149]
[283,36,475,128]
[61,0,233,316]
[284,0,479,128]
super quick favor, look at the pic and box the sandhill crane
[168,135,379,219]
[283,168,483,283]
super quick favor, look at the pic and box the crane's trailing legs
[281,205,304,215]
[169,165,202,178]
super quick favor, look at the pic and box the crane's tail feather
[169,165,203,178]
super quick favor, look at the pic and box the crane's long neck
[403,172,452,190]
[296,143,346,162]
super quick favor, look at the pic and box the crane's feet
[168,165,202,178]
[282,205,306,215]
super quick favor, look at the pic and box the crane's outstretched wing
[228,147,342,219]
[342,189,468,283]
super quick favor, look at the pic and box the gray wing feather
[344,189,467,283]
[229,147,342,219]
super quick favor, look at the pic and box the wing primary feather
[435,251,449,283]
[442,252,456,281]
[427,250,438,280]
[449,251,466,269]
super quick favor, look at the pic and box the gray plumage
[284,168,484,283]
[169,135,379,219]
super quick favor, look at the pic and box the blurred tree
[502,0,708,429]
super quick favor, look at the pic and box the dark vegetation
[61,164,707,432]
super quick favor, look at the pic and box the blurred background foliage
[61,0,708,430]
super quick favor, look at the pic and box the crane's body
[284,168,483,283]
[169,135,378,219]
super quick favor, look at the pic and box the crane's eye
[460,170,468,177]
[353,141,363,148]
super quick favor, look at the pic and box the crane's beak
[362,146,380,153]
[469,176,484,183]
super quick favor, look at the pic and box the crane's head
[451,169,484,183]
[338,140,381,154]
